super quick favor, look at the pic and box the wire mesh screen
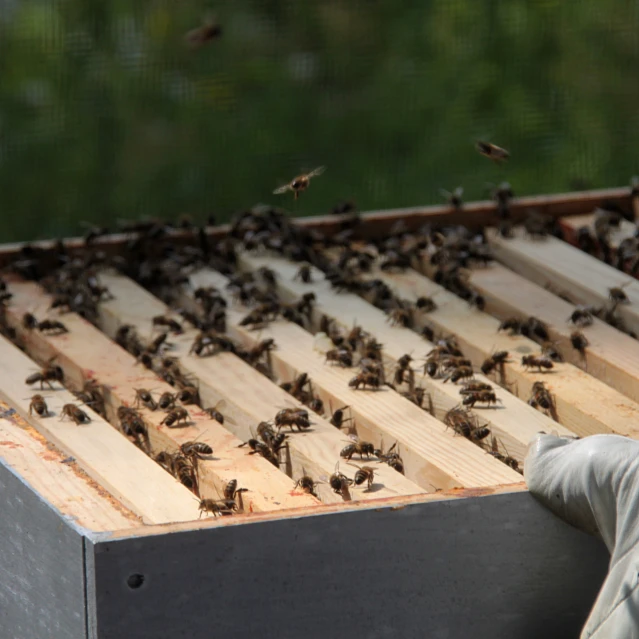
[1,1,638,241]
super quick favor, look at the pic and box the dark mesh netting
[1,1,638,240]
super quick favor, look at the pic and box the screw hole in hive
[127,574,145,589]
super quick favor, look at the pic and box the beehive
[2,186,633,639]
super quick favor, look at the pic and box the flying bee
[203,399,227,424]
[348,463,375,490]
[528,381,555,417]
[274,407,311,431]
[476,141,510,162]
[22,313,38,330]
[609,283,630,304]
[273,166,326,200]
[440,186,464,210]
[37,319,69,335]
[568,306,596,327]
[177,385,200,405]
[570,331,589,361]
[28,394,49,417]
[340,438,375,461]
[152,315,183,334]
[461,390,501,409]
[294,264,313,284]
[480,351,510,377]
[133,388,157,411]
[161,406,190,427]
[60,404,91,425]
[521,355,554,372]
[185,13,222,49]
[158,391,177,410]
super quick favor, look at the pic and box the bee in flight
[476,141,509,163]
[273,166,326,200]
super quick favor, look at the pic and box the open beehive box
[4,186,637,638]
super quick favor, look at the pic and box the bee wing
[273,183,292,195]
[439,188,452,198]
[307,166,326,179]
[213,398,227,411]
[453,186,464,198]
[313,332,334,354]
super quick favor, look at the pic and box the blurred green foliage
[0,0,638,241]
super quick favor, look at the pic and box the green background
[1,0,637,241]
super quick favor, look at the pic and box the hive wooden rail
[236,253,569,462]
[5,280,317,514]
[487,228,639,338]
[465,261,639,406]
[0,404,136,532]
[95,273,423,503]
[180,266,521,488]
[559,211,637,250]
[0,332,200,524]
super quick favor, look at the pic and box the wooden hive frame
[2,186,634,638]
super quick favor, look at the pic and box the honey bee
[294,469,320,497]
[238,305,279,331]
[476,141,510,162]
[528,381,555,417]
[570,331,589,361]
[444,406,490,442]
[325,348,353,367]
[161,406,190,428]
[60,403,91,425]
[152,315,183,334]
[273,166,326,200]
[567,306,596,327]
[174,455,199,495]
[37,319,69,335]
[442,365,474,384]
[329,404,352,430]
[415,296,438,313]
[274,408,311,431]
[28,394,49,417]
[521,355,554,372]
[22,313,38,330]
[393,353,415,389]
[117,406,148,449]
[203,399,227,424]
[198,499,234,518]
[340,438,375,461]
[440,186,464,210]
[487,436,521,473]
[461,390,500,408]
[180,441,213,471]
[459,381,493,394]
[158,391,177,410]
[25,361,64,390]
[177,385,200,405]
[185,14,222,49]
[522,317,550,342]
[348,370,381,391]
[223,479,247,503]
[609,284,630,304]
[348,464,375,490]
[328,464,353,497]
[576,227,597,255]
[374,441,404,474]
[133,388,157,411]
[294,264,313,284]
[497,318,522,335]
[480,351,510,377]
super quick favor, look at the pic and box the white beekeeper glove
[525,433,639,638]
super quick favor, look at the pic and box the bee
[177,385,200,405]
[567,306,596,327]
[161,406,190,428]
[154,451,175,474]
[273,166,326,200]
[158,391,177,410]
[328,464,353,497]
[340,438,375,461]
[609,284,630,304]
[152,315,183,334]
[117,406,148,448]
[294,264,313,284]
[173,455,199,495]
[203,399,227,424]
[444,406,490,441]
[461,390,500,409]
[330,404,352,430]
[528,381,555,416]
[245,338,276,367]
[348,370,381,390]
[476,141,510,163]
[60,404,91,425]
[523,211,554,239]
[570,331,589,360]
[521,355,554,372]
[133,388,157,411]
[198,499,234,518]
[185,14,222,49]
[325,348,353,367]
[22,313,38,330]
[459,381,493,394]
[349,464,375,490]
[294,469,320,497]
[440,186,464,210]
[374,441,404,474]
[274,408,311,431]
[180,441,213,473]
[28,394,49,417]
[393,353,415,389]
[190,331,237,356]
[442,366,474,384]
[497,318,522,335]
[223,479,247,503]
[541,341,564,363]
[238,305,279,331]
[415,296,437,313]
[37,319,69,335]
[25,362,64,390]
[576,227,597,255]
[522,317,550,342]
[480,351,510,377]
[387,306,413,328]
[487,436,521,473]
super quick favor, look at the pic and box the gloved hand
[526,433,639,638]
